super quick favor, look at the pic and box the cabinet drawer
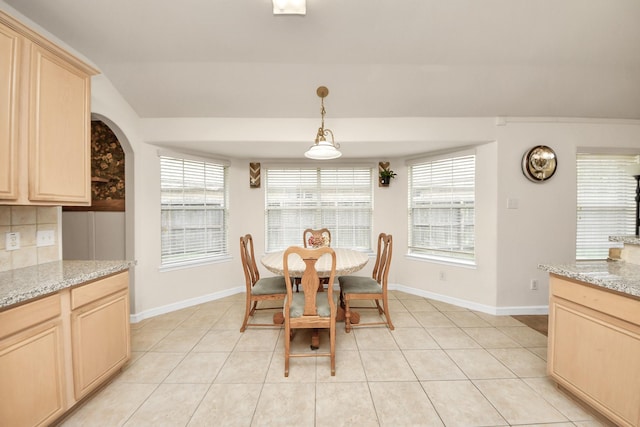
[550,274,640,325]
[71,271,128,310]
[0,293,61,339]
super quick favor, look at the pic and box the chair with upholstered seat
[239,234,287,332]
[339,233,394,333]
[283,246,337,377]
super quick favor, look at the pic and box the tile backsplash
[0,206,61,272]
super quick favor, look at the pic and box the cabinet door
[0,320,66,427]
[71,289,130,399]
[549,295,640,427]
[0,23,20,200]
[28,43,91,204]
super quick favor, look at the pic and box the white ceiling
[3,0,640,157]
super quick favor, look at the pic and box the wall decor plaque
[250,162,261,188]
[522,145,557,182]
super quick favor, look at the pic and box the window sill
[405,253,476,268]
[159,255,232,273]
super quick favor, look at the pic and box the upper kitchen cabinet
[0,11,99,206]
[0,20,20,200]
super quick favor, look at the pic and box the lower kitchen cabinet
[0,270,130,427]
[548,275,640,427]
[71,271,130,399]
[0,294,66,427]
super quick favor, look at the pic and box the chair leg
[240,296,253,332]
[284,321,291,377]
[374,299,383,315]
[383,295,394,330]
[330,318,336,376]
[344,297,352,333]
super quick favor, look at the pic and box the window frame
[264,166,374,252]
[159,152,230,270]
[576,152,639,260]
[407,151,476,265]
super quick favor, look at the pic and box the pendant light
[305,86,342,160]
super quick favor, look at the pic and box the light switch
[36,230,56,247]
[507,198,519,209]
[5,232,20,250]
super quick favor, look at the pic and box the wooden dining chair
[239,234,287,332]
[303,228,331,248]
[338,233,394,332]
[283,246,337,377]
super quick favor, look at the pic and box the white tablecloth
[261,248,369,278]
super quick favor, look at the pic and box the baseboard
[129,286,244,323]
[130,282,548,323]
[390,283,549,316]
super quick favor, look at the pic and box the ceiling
[3,0,640,158]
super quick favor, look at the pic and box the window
[160,155,228,267]
[576,153,638,260]
[408,153,475,263]
[265,167,372,251]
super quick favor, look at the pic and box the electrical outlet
[530,279,538,290]
[439,271,446,281]
[5,232,20,251]
[37,230,56,247]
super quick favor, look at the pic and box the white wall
[495,119,640,310]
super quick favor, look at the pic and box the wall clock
[522,145,557,182]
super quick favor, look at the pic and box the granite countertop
[608,235,640,245]
[0,260,134,309]
[539,260,640,298]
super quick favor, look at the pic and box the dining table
[261,247,369,278]
[261,247,369,348]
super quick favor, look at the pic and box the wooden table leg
[311,329,320,350]
[337,306,360,324]
[273,312,284,324]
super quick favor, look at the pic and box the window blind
[265,167,372,252]
[576,154,638,260]
[160,156,228,266]
[408,154,475,262]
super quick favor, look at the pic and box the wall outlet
[439,271,446,281]
[5,232,20,251]
[530,279,538,290]
[37,230,56,247]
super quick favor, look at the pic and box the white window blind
[160,156,228,267]
[576,154,638,260]
[265,167,372,252]
[408,154,475,262]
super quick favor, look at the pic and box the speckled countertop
[0,260,133,309]
[609,235,640,245]
[539,260,640,298]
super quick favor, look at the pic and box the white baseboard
[129,282,548,323]
[390,283,549,316]
[129,286,244,323]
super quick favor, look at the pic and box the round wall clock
[522,145,557,182]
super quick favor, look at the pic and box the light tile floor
[59,291,612,427]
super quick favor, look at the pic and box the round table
[261,247,369,278]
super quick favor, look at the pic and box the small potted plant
[379,168,397,186]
